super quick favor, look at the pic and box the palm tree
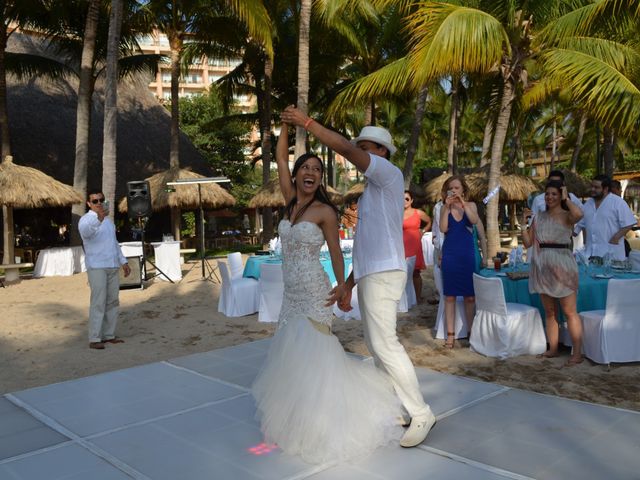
[141,0,272,240]
[101,0,124,217]
[332,0,640,257]
[68,0,101,244]
[1,0,71,263]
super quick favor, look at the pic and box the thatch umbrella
[1,155,83,266]
[343,183,365,204]
[424,171,538,204]
[118,167,235,213]
[248,179,343,208]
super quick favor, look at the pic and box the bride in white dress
[252,122,403,464]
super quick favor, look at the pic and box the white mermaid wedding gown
[252,220,403,464]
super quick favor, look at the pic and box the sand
[2,261,638,411]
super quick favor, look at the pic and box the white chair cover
[227,252,244,280]
[399,256,417,312]
[258,263,285,323]
[432,266,468,339]
[217,261,259,317]
[470,274,546,359]
[629,251,640,271]
[333,263,361,320]
[422,232,434,266]
[580,278,640,364]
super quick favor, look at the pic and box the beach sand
[2,261,638,411]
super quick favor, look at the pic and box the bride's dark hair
[284,153,339,224]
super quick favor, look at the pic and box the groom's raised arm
[280,105,371,173]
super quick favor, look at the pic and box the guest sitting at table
[403,190,431,302]
[439,175,479,348]
[521,181,584,366]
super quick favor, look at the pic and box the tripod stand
[136,217,173,283]
[166,177,230,283]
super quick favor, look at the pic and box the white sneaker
[400,411,436,447]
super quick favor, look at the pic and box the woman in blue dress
[439,175,480,348]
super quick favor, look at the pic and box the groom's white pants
[358,270,432,419]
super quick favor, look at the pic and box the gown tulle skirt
[252,313,403,464]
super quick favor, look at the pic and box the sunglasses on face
[90,198,105,204]
[404,197,411,201]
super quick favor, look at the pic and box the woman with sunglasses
[403,190,431,302]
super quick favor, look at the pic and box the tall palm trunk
[486,78,515,259]
[102,0,123,220]
[602,126,615,178]
[0,16,14,265]
[571,112,587,173]
[169,34,182,240]
[480,115,493,167]
[70,0,101,245]
[403,85,428,188]
[260,56,274,244]
[294,0,311,160]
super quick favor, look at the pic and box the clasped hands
[326,283,353,311]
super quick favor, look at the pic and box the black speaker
[119,256,143,290]
[127,181,152,219]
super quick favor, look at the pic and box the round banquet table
[243,254,352,285]
[479,265,640,321]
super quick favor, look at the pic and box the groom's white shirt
[352,153,406,282]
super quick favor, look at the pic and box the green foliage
[177,88,254,197]
[181,211,196,238]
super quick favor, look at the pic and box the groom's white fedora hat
[351,126,397,155]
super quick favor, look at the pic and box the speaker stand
[137,218,174,284]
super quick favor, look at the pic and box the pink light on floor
[247,442,278,455]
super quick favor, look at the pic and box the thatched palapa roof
[248,179,343,208]
[0,156,83,207]
[425,170,539,204]
[7,32,212,201]
[343,183,364,204]
[118,168,235,212]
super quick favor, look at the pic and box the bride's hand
[327,284,351,309]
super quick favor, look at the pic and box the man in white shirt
[79,190,130,350]
[281,106,436,448]
[578,175,637,261]
[530,170,583,215]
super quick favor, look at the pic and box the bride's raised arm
[276,122,295,204]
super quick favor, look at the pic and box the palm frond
[554,37,640,75]
[116,53,162,79]
[5,52,74,80]
[406,3,508,84]
[223,0,274,57]
[326,58,416,119]
[541,48,640,134]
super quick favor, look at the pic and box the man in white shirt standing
[531,170,583,215]
[281,106,436,448]
[79,190,130,350]
[579,175,637,261]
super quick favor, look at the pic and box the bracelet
[304,118,314,130]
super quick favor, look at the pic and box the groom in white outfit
[281,106,436,448]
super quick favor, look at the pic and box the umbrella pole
[200,184,205,278]
[197,183,219,282]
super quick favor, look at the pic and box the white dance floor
[2,339,639,479]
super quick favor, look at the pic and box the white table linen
[151,241,182,282]
[33,246,86,278]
